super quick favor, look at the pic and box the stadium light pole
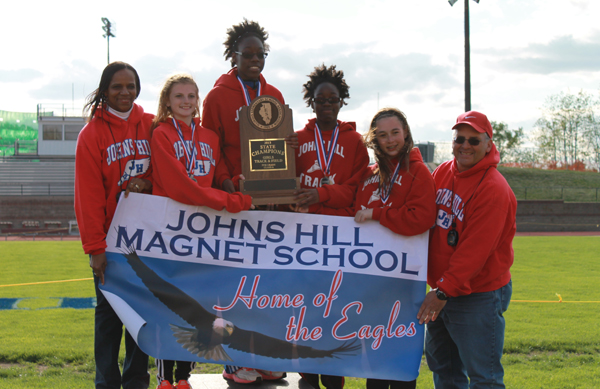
[101,18,115,65]
[449,0,479,112]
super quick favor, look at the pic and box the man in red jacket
[417,111,516,389]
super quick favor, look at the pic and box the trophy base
[240,178,300,205]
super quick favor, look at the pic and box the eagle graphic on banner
[123,249,360,362]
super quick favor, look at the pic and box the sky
[1,0,599,143]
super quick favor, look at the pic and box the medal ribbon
[380,161,401,204]
[314,122,340,177]
[172,118,197,177]
[236,76,261,106]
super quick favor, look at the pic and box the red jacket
[151,118,251,212]
[354,148,436,236]
[295,119,369,214]
[428,144,516,297]
[75,104,153,255]
[202,68,285,189]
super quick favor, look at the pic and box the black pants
[301,373,344,389]
[155,359,195,384]
[366,379,416,389]
[94,274,149,389]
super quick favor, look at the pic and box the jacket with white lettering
[202,68,285,190]
[295,119,369,214]
[75,104,153,255]
[354,148,436,236]
[428,143,516,297]
[151,118,252,212]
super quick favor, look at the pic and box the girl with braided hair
[354,108,436,389]
[201,19,287,384]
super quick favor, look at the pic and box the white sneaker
[223,368,262,384]
[257,370,287,380]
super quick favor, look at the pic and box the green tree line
[492,90,600,170]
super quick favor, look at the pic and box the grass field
[1,238,599,388]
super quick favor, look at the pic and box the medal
[380,161,401,204]
[314,123,340,186]
[172,118,197,180]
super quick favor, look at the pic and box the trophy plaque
[239,95,300,205]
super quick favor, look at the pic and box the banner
[102,193,428,381]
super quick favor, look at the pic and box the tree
[582,99,600,170]
[492,121,524,163]
[534,90,596,167]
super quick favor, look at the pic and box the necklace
[380,160,402,204]
[172,118,197,182]
[236,75,261,106]
[314,122,340,186]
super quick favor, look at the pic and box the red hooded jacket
[74,104,153,255]
[354,148,436,236]
[428,144,517,297]
[202,68,285,189]
[151,118,252,212]
[295,119,369,215]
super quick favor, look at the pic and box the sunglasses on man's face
[235,51,268,60]
[453,136,483,146]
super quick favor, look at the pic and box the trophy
[239,95,300,205]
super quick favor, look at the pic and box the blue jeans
[94,274,149,389]
[425,281,512,389]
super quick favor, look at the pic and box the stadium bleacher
[0,159,76,235]
[1,108,78,236]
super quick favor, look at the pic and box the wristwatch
[435,288,450,301]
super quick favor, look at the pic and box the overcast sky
[1,0,599,142]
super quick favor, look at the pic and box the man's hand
[417,290,447,325]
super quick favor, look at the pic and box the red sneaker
[222,367,262,384]
[175,380,192,389]
[157,380,174,389]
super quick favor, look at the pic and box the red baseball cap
[452,111,493,139]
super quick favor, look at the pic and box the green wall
[0,110,38,156]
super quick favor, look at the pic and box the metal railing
[0,182,74,196]
[37,103,84,119]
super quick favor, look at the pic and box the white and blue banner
[102,193,428,381]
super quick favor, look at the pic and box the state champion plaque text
[249,139,287,171]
